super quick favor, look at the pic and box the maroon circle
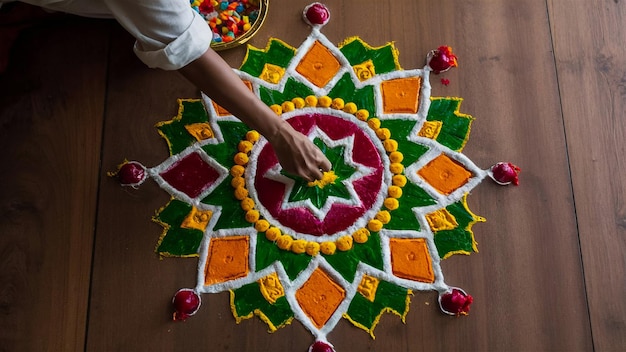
[253,113,384,237]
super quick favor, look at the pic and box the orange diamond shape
[389,238,435,283]
[204,236,249,285]
[295,41,341,88]
[381,77,421,114]
[295,268,345,329]
[417,154,472,195]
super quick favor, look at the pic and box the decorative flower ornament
[303,2,331,27]
[112,3,518,350]
[427,45,458,74]
[489,162,521,185]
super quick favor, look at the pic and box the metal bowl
[210,0,269,51]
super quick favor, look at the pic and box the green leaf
[154,199,203,256]
[427,97,474,152]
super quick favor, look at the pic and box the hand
[268,121,331,182]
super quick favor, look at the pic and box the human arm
[178,47,331,181]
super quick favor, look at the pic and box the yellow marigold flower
[245,209,260,223]
[367,118,381,130]
[305,95,318,107]
[331,98,345,110]
[355,109,370,121]
[352,228,370,243]
[389,151,403,163]
[254,219,270,232]
[367,219,383,232]
[320,241,336,255]
[305,241,320,256]
[384,139,398,152]
[246,130,260,143]
[392,174,407,187]
[388,185,403,198]
[265,227,281,241]
[281,101,295,112]
[389,162,404,175]
[240,197,255,211]
[270,104,282,115]
[292,97,306,109]
[376,128,391,140]
[234,186,249,200]
[291,239,307,254]
[318,96,332,108]
[238,140,253,153]
[375,210,391,224]
[384,197,399,210]
[234,152,249,165]
[230,164,245,177]
[343,102,357,114]
[336,236,353,251]
[231,176,245,188]
[277,235,293,250]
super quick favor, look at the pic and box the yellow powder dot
[367,219,383,232]
[389,162,404,174]
[352,228,370,243]
[336,236,353,251]
[270,104,282,115]
[234,152,249,165]
[384,197,399,210]
[231,164,245,177]
[389,151,404,163]
[306,241,320,256]
[231,176,245,188]
[392,175,407,187]
[320,241,336,255]
[234,186,249,200]
[292,97,306,109]
[240,197,255,211]
[384,139,399,152]
[331,98,345,110]
[291,239,307,254]
[367,118,381,130]
[375,210,391,224]
[265,227,281,241]
[277,235,293,250]
[343,102,357,114]
[355,109,370,121]
[318,96,332,108]
[238,140,253,153]
[255,219,270,232]
[305,95,318,107]
[388,185,403,198]
[376,128,391,140]
[246,130,260,143]
[245,209,260,223]
[281,101,295,112]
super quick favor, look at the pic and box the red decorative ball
[439,288,473,316]
[490,162,521,186]
[118,161,146,186]
[304,3,330,26]
[427,46,458,74]
[309,341,335,352]
[172,289,201,321]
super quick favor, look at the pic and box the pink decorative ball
[309,341,335,352]
[172,289,201,321]
[118,161,146,186]
[304,3,330,26]
[490,162,521,186]
[439,288,473,316]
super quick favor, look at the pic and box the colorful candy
[191,0,261,45]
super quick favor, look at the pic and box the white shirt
[19,0,213,70]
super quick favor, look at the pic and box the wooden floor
[1,0,625,350]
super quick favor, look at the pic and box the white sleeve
[103,0,213,70]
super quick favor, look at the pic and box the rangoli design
[112,3,520,351]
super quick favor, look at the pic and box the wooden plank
[89,0,592,350]
[549,0,626,350]
[0,12,109,351]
